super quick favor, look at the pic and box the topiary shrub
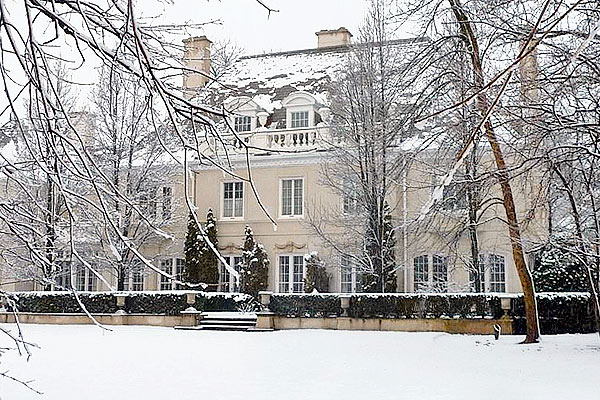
[304,252,329,293]
[240,226,269,298]
[9,292,118,313]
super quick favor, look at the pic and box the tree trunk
[449,0,540,342]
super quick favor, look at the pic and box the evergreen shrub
[7,291,255,315]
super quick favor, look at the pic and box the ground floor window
[220,255,242,292]
[123,265,145,291]
[279,255,304,293]
[76,266,98,291]
[413,254,448,292]
[340,256,362,293]
[469,253,506,293]
[489,254,506,292]
[159,258,184,290]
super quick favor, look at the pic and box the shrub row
[512,292,595,334]
[6,291,256,316]
[270,294,342,317]
[270,292,595,334]
[270,293,503,319]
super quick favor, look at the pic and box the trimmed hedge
[270,292,596,334]
[6,291,256,316]
[348,293,503,319]
[270,294,342,317]
[512,292,595,334]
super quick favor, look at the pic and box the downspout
[403,158,408,292]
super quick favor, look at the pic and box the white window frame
[161,186,173,221]
[279,177,304,218]
[342,178,359,215]
[340,256,362,293]
[221,181,244,219]
[75,265,98,291]
[488,254,506,293]
[278,254,305,293]
[219,255,243,292]
[234,115,252,132]
[158,257,184,291]
[290,110,309,128]
[124,265,145,291]
[412,253,448,292]
[469,253,506,293]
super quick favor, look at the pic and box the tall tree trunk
[449,0,540,342]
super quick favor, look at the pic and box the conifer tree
[304,252,329,293]
[362,203,397,292]
[532,242,588,292]
[183,209,219,291]
[240,225,269,297]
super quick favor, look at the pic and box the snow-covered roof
[201,38,428,129]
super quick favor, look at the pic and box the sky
[156,0,370,55]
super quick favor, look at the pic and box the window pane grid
[293,256,304,293]
[432,255,448,291]
[290,111,309,128]
[282,180,293,216]
[279,256,290,293]
[414,255,429,291]
[234,116,251,132]
[489,254,506,292]
[160,259,172,291]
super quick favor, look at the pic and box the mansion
[0,28,547,294]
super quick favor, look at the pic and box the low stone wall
[0,312,197,327]
[256,312,513,334]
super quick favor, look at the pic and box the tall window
[290,111,309,128]
[162,186,172,220]
[76,266,98,291]
[432,255,448,291]
[343,178,359,215]
[124,265,144,291]
[413,255,429,291]
[220,255,242,292]
[223,182,244,218]
[281,178,303,217]
[489,254,506,292]
[234,115,252,132]
[279,255,304,293]
[469,255,486,292]
[341,256,362,293]
[159,258,185,290]
[159,259,173,291]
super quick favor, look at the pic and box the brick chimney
[182,36,212,95]
[316,27,352,48]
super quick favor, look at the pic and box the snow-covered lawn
[0,324,598,400]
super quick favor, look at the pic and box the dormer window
[234,115,252,132]
[282,91,325,129]
[290,111,309,128]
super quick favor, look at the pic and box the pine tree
[532,242,588,292]
[183,209,219,291]
[304,252,329,293]
[240,225,269,298]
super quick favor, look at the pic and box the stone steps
[175,312,258,331]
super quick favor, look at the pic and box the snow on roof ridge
[240,37,430,61]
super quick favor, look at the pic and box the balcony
[214,125,332,154]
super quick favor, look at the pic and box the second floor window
[162,186,172,220]
[223,182,243,218]
[281,178,303,216]
[234,115,252,132]
[290,111,309,128]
